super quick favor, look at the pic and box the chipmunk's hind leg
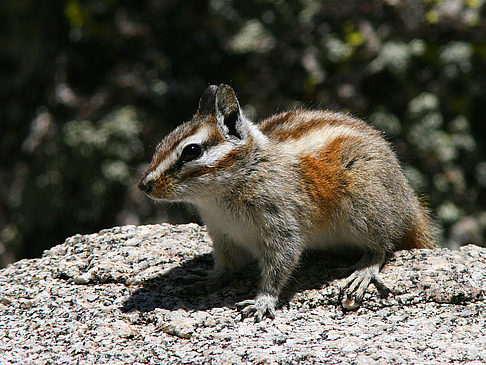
[340,249,391,309]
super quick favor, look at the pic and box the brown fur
[299,137,350,222]
[204,124,225,146]
[259,111,297,135]
[399,208,437,250]
[152,174,176,197]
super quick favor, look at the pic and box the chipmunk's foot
[237,294,277,322]
[340,257,391,310]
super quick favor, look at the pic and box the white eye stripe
[175,127,211,156]
[147,126,221,181]
[148,149,177,181]
[197,143,234,166]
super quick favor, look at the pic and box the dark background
[1,0,485,267]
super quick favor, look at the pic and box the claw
[236,299,255,309]
[371,276,392,298]
[338,250,392,310]
[237,294,277,322]
[340,266,392,310]
[341,296,359,310]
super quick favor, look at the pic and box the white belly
[197,201,363,257]
[197,202,262,257]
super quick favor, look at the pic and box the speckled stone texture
[1,223,485,364]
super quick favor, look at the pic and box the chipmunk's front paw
[237,294,277,322]
[173,268,209,285]
[180,271,232,295]
[340,267,391,310]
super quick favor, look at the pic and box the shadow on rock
[121,250,354,314]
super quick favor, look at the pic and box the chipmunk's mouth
[137,174,178,201]
[137,178,153,195]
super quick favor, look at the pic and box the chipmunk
[138,84,437,321]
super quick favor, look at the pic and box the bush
[1,0,485,265]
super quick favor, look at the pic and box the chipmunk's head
[138,84,265,202]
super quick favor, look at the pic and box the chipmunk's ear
[197,85,218,116]
[215,84,243,140]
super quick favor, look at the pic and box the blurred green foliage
[1,0,486,266]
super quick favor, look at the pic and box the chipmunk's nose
[138,178,153,194]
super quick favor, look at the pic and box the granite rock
[1,223,485,364]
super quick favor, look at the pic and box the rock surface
[1,223,485,364]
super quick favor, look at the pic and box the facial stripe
[147,125,212,181]
[180,138,253,179]
[149,123,201,172]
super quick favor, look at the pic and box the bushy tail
[399,204,439,250]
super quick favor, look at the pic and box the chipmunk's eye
[180,143,202,163]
